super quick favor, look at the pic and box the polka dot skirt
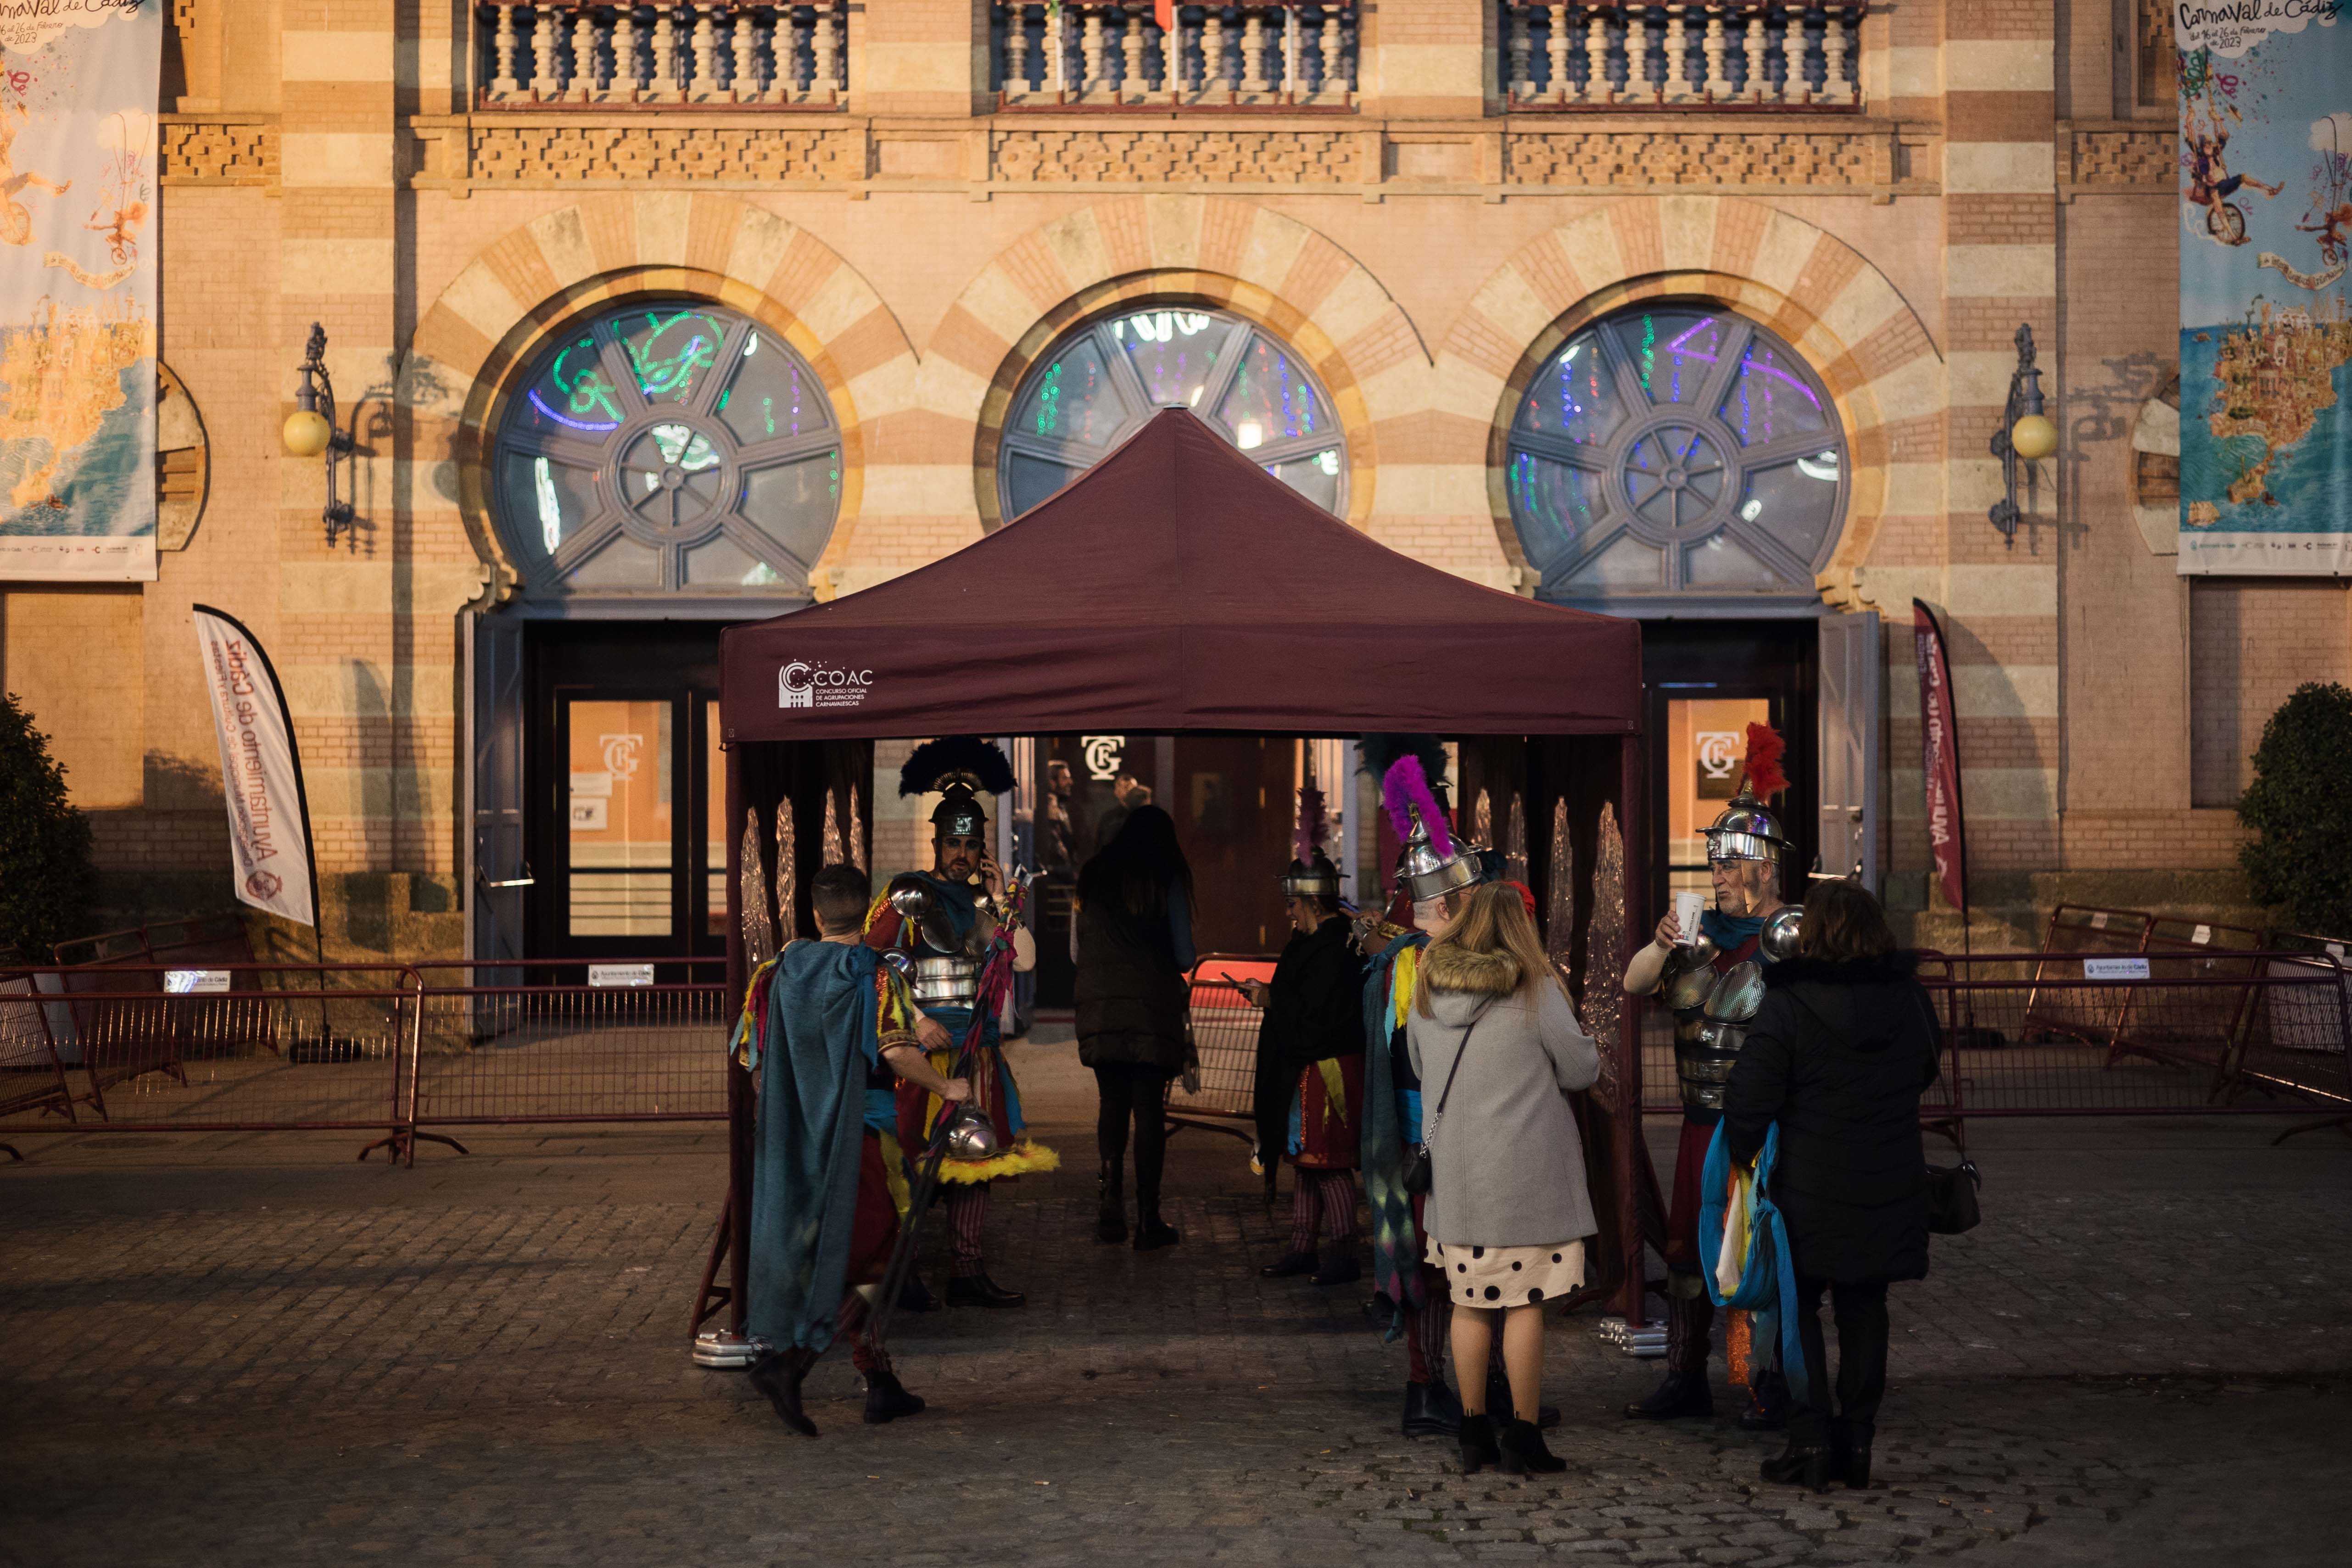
[1425,1236,1585,1308]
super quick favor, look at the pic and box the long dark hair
[1078,803,1193,922]
[1796,878,1898,962]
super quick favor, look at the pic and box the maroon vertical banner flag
[1911,599,1967,917]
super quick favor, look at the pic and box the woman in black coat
[1074,805,1195,1252]
[1722,878,1941,1494]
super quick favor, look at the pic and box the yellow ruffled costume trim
[936,1137,1060,1185]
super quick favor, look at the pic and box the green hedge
[2238,681,2352,937]
[0,692,92,958]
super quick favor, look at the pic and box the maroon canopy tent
[718,409,1638,742]
[706,408,1652,1339]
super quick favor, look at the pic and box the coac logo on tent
[778,658,874,711]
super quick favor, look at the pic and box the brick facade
[0,1,2341,958]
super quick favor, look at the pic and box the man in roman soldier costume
[1242,804,1368,1289]
[739,864,971,1436]
[864,737,1056,1310]
[1621,723,1804,1424]
[1353,743,1479,1437]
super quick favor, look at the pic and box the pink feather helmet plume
[1384,753,1480,903]
[1380,754,1453,859]
[1293,782,1328,864]
[1280,774,1341,898]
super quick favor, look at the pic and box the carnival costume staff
[1621,724,1803,1424]
[1244,837,1367,1288]
[1355,745,1481,1439]
[739,864,971,1437]
[865,737,1056,1310]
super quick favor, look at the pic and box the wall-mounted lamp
[1988,322,2056,548]
[281,322,356,545]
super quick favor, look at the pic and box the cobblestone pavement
[3,1040,2348,1566]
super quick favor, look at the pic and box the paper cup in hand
[1673,890,1706,945]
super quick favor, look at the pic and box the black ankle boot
[1760,1438,1833,1492]
[1486,1365,1561,1430]
[1498,1418,1567,1475]
[1839,1422,1875,1489]
[1623,1367,1713,1420]
[945,1272,1025,1309]
[1260,1250,1318,1278]
[746,1346,820,1436]
[895,1272,936,1315]
[1096,1161,1127,1245]
[1737,1368,1790,1432]
[1457,1412,1501,1475]
[1132,1195,1180,1251]
[861,1367,927,1425]
[1402,1379,1463,1439]
[1311,1250,1361,1287]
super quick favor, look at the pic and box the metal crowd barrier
[0,957,735,1164]
[405,959,731,1134]
[1638,949,2350,1140]
[0,963,422,1161]
[1167,953,1275,1144]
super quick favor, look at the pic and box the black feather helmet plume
[899,736,1017,798]
[1357,734,1448,791]
[901,736,1016,838]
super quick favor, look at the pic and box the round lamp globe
[282,409,333,458]
[2009,413,2058,463]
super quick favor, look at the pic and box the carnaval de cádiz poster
[0,0,159,583]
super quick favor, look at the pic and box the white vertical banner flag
[192,605,318,927]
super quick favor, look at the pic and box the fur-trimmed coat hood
[1420,943,1525,999]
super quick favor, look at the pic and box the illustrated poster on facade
[2175,3,2352,575]
[0,2,159,583]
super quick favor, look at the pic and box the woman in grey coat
[1407,883,1600,1475]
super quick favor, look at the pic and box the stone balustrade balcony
[474,2,849,106]
[990,3,1358,110]
[1499,2,1867,110]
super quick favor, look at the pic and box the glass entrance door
[542,687,725,960]
[1641,621,1818,927]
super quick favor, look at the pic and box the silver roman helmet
[1703,782,1789,866]
[1395,806,1479,902]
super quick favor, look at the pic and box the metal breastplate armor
[1662,945,1765,1114]
[1659,906,1801,1113]
[884,874,980,1010]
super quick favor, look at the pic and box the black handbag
[1402,1007,1487,1197]
[1926,1159,1981,1234]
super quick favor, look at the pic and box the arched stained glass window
[493,301,842,598]
[1505,306,1847,603]
[998,307,1348,521]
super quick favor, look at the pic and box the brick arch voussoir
[1438,196,1939,603]
[400,196,908,599]
[944,200,1421,533]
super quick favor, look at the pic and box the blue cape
[1698,1120,1808,1395]
[1362,929,1430,1329]
[746,940,882,1353]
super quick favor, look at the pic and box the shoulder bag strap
[1417,1000,1493,1152]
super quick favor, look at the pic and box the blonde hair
[1416,883,1567,1016]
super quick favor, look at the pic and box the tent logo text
[779,658,873,711]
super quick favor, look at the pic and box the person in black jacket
[1721,878,1941,1493]
[1241,850,1367,1288]
[1074,805,1196,1252]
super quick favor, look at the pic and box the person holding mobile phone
[1619,725,1804,1426]
[1249,834,1367,1288]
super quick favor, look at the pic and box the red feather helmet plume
[1739,722,1788,799]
